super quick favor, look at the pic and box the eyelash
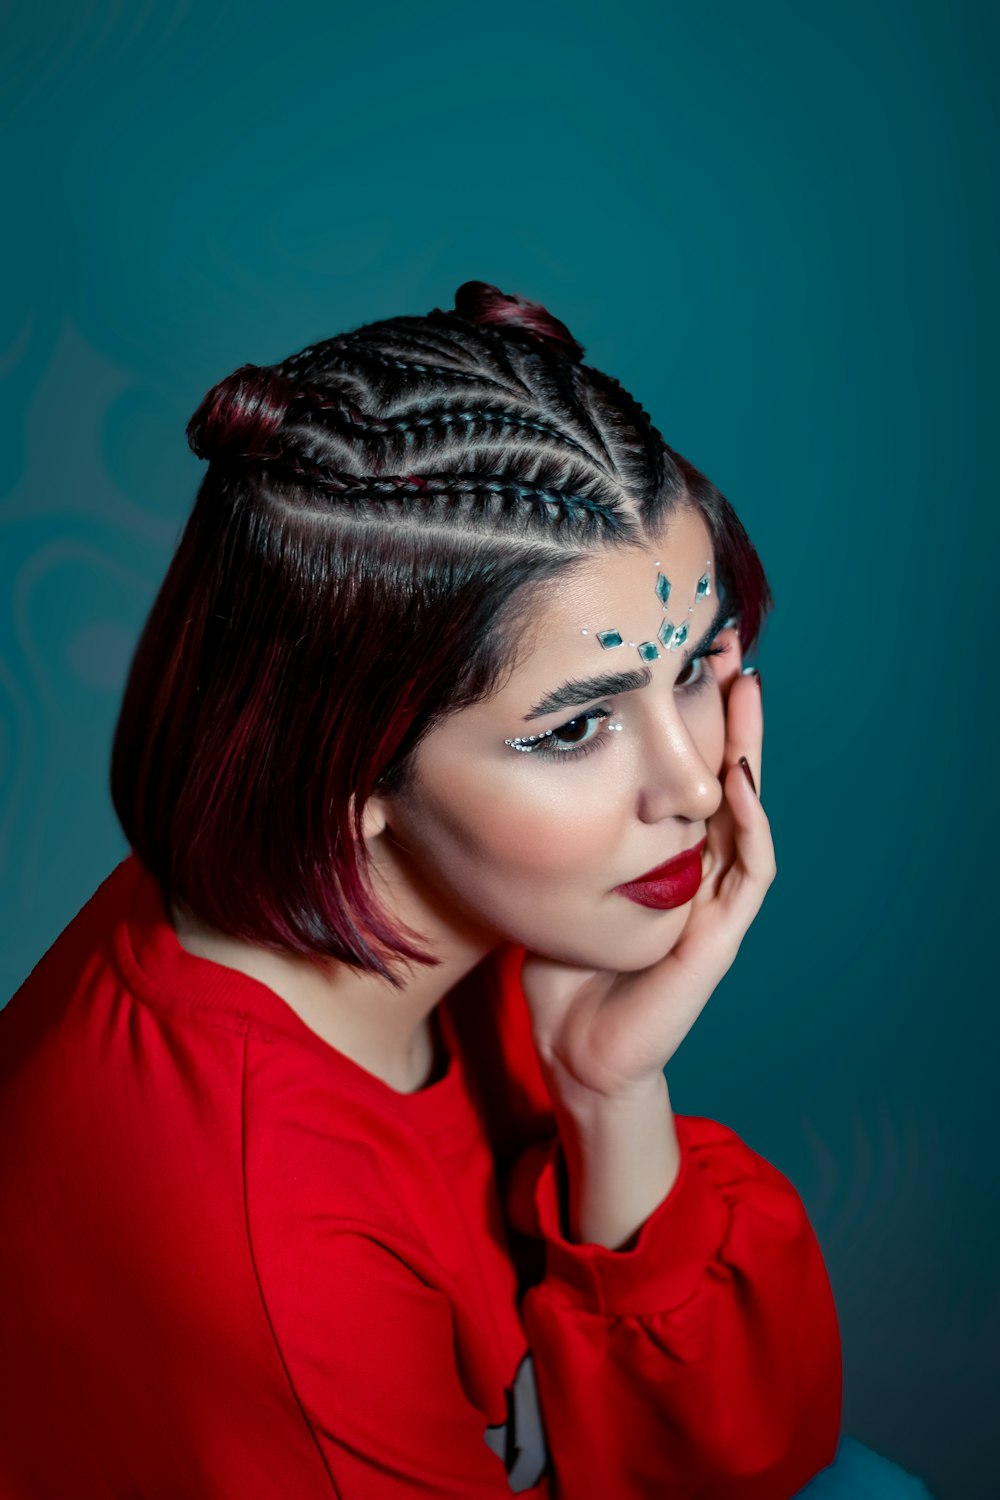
[519,644,727,764]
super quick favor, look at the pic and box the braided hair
[111,281,772,982]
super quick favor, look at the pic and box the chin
[526,907,692,974]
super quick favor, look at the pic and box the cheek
[403,756,624,882]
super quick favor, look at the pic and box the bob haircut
[110,281,774,986]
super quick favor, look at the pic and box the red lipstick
[614,837,707,910]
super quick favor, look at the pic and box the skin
[171,503,773,1098]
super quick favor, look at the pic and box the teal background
[1,2,995,1494]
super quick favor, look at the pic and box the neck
[170,903,495,1091]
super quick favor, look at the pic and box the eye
[527,708,614,762]
[509,642,728,768]
[676,643,726,696]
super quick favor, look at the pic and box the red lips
[614,836,708,910]
[629,838,708,885]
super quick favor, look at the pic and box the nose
[634,708,724,826]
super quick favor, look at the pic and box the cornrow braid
[297,344,526,399]
[257,450,631,539]
[274,336,354,387]
[527,352,615,469]
[293,387,605,471]
[583,366,669,496]
[330,325,534,401]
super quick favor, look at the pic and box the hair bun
[186,363,293,463]
[451,281,586,364]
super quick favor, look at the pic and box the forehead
[414,507,720,752]
[535,505,714,634]
[488,505,717,704]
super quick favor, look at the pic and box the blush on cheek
[468,803,594,878]
[421,763,622,884]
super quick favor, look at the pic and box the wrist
[551,1073,680,1250]
[545,1062,670,1131]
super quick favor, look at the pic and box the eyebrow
[522,598,734,721]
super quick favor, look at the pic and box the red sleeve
[505,1111,844,1499]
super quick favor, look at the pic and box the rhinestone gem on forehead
[589,559,713,661]
[503,558,716,756]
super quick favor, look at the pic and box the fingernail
[739,755,757,795]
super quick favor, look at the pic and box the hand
[521,631,776,1114]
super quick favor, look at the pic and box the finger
[678,769,776,981]
[727,668,764,802]
[723,757,777,902]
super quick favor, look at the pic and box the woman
[0,282,933,1497]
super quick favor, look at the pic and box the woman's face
[374,505,745,973]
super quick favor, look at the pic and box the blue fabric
[794,1436,936,1498]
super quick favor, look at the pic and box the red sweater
[0,853,842,1498]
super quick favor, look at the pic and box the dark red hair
[110,280,773,984]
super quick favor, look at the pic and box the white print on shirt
[482,1349,549,1491]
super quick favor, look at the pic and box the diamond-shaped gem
[657,620,675,649]
[597,630,623,649]
[655,573,671,606]
[669,622,689,651]
[695,572,711,599]
[637,641,660,662]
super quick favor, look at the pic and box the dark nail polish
[739,755,757,795]
[741,665,762,702]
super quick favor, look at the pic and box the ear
[346,786,389,846]
[710,625,745,697]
